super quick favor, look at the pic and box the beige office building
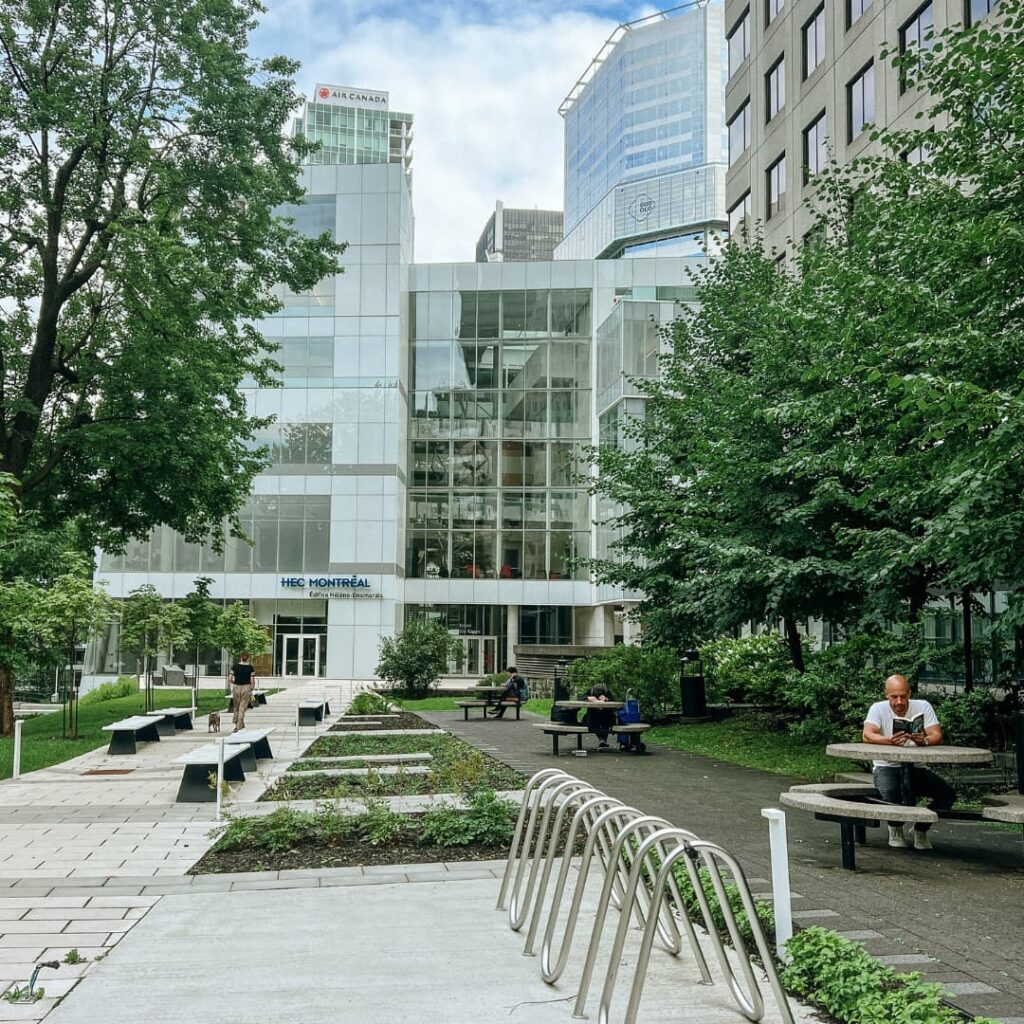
[724,0,999,253]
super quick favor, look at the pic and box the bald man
[862,674,955,851]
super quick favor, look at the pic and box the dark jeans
[584,707,617,742]
[490,681,519,718]
[873,766,956,831]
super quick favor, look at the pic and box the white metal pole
[295,706,300,750]
[12,719,23,780]
[761,808,793,962]
[215,737,225,823]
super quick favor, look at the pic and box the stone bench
[533,722,589,756]
[981,793,1024,825]
[174,742,252,802]
[149,707,194,735]
[614,722,652,753]
[781,783,938,870]
[101,715,165,755]
[224,727,276,767]
[297,699,331,726]
[227,689,269,711]
[456,699,521,721]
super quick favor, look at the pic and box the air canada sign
[280,575,377,599]
[313,85,389,109]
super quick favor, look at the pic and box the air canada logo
[318,87,330,99]
[629,193,656,223]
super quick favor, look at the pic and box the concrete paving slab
[43,876,812,1024]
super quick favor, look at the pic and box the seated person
[862,674,956,851]
[582,683,617,749]
[488,666,526,719]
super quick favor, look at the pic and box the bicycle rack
[608,837,795,1024]
[500,771,797,1024]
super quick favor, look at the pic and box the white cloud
[252,3,624,262]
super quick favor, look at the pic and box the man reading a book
[862,674,956,851]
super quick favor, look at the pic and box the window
[966,0,997,26]
[728,8,751,78]
[728,192,751,236]
[803,111,827,183]
[847,62,874,141]
[846,0,873,29]
[765,56,785,122]
[903,142,929,164]
[766,154,786,220]
[766,0,784,27]
[803,5,825,79]
[728,101,751,165]
[899,3,934,94]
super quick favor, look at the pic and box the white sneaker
[913,830,933,851]
[888,826,908,848]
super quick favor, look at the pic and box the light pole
[679,649,708,720]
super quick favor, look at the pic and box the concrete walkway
[425,708,1024,1024]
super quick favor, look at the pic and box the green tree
[178,577,221,678]
[375,620,462,698]
[213,602,271,688]
[118,584,188,711]
[0,0,342,548]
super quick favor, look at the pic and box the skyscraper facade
[475,202,564,263]
[555,0,728,260]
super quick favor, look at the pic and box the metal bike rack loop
[612,838,796,1024]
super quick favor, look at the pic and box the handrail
[497,768,568,911]
[612,839,795,1024]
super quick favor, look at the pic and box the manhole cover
[82,768,134,776]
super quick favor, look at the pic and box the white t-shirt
[864,698,939,768]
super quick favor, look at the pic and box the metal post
[761,808,793,962]
[215,737,225,822]
[295,706,300,751]
[1014,711,1024,796]
[12,719,23,780]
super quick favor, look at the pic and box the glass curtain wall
[408,287,593,581]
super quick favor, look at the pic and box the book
[892,712,925,736]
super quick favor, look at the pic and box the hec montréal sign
[280,575,377,599]
[314,84,389,109]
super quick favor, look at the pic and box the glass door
[449,636,500,677]
[281,635,321,677]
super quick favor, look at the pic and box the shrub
[79,677,138,704]
[564,644,679,720]
[932,689,999,749]
[212,806,308,855]
[348,691,392,715]
[375,619,462,697]
[357,798,409,846]
[700,634,796,705]
[419,790,516,847]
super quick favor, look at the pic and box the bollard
[1015,711,1024,795]
[215,737,225,823]
[13,719,23,780]
[761,808,793,962]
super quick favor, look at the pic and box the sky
[249,1,656,263]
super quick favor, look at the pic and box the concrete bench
[149,707,194,735]
[534,722,589,756]
[101,715,165,755]
[456,699,521,721]
[614,722,652,752]
[780,783,938,870]
[297,699,331,726]
[227,690,269,711]
[174,742,252,802]
[981,793,1024,825]
[224,727,276,767]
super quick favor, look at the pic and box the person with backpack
[487,666,528,718]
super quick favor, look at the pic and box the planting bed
[329,711,437,731]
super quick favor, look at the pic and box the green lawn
[1,688,228,781]
[648,717,858,782]
[397,696,553,716]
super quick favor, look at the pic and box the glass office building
[87,86,706,683]
[556,0,728,260]
[475,202,564,262]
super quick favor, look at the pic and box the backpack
[516,676,530,701]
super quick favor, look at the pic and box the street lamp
[554,656,570,703]
[679,649,707,720]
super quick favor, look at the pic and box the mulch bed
[193,838,510,873]
[329,711,438,731]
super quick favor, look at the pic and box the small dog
[208,711,221,733]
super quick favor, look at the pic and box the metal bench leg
[551,733,559,756]
[153,717,174,737]
[854,824,867,845]
[176,764,215,802]
[840,821,857,870]
[515,703,521,720]
[253,738,273,759]
[576,732,584,751]
[236,747,257,773]
[107,731,137,756]
[464,706,470,722]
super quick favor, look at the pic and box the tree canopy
[0,0,342,547]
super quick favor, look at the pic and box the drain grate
[82,768,135,776]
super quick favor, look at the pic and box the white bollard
[215,737,225,823]
[761,808,793,962]
[295,706,300,750]
[12,719,23,780]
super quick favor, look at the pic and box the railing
[500,769,795,1024]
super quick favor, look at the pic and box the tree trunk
[0,664,14,738]
[962,588,974,693]
[784,618,806,673]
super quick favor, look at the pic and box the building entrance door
[452,636,498,677]
[281,635,321,677]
